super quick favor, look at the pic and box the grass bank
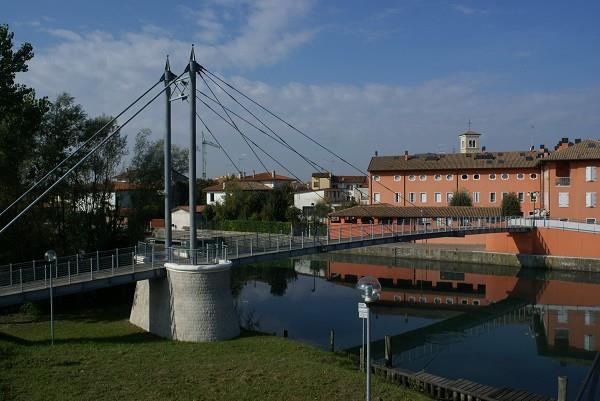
[0,304,429,401]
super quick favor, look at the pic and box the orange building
[368,132,600,222]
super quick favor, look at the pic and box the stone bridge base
[130,261,240,342]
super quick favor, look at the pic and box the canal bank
[331,243,600,272]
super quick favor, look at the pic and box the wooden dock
[371,363,555,401]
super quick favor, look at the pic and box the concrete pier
[130,261,239,342]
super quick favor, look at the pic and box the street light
[356,276,381,401]
[530,191,539,227]
[44,249,57,345]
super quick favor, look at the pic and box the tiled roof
[203,181,272,192]
[243,172,295,181]
[312,172,331,178]
[368,151,540,172]
[543,140,600,161]
[333,175,367,184]
[330,204,503,218]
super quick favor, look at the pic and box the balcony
[555,177,571,187]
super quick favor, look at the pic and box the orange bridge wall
[485,228,600,258]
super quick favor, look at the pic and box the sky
[5,0,600,179]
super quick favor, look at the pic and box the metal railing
[555,177,571,186]
[511,217,600,234]
[0,216,525,297]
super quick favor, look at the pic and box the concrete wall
[486,228,600,259]
[333,244,600,272]
[130,262,240,342]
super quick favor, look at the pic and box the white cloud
[43,28,82,41]
[454,4,488,16]
[16,0,600,180]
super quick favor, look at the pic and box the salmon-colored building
[368,132,600,222]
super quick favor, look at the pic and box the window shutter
[559,192,569,207]
[586,192,592,207]
[593,192,597,208]
[593,166,598,182]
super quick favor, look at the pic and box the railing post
[338,224,342,243]
[350,223,353,241]
[33,260,36,281]
[301,231,304,248]
[90,258,93,280]
[370,222,374,238]
[44,264,47,287]
[20,268,23,292]
[68,260,71,284]
[277,234,280,251]
[96,250,100,272]
[236,240,239,259]
[76,255,79,275]
[116,248,119,269]
[381,222,384,237]
[132,252,136,273]
[9,263,12,286]
[326,225,329,245]
[111,255,115,275]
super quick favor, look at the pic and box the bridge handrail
[0,216,524,294]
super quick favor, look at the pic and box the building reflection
[325,260,600,358]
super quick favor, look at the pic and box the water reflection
[233,254,600,399]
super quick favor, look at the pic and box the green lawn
[0,305,430,401]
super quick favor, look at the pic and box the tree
[128,129,189,240]
[449,190,472,206]
[502,192,522,216]
[0,25,49,261]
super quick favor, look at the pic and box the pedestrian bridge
[0,218,529,307]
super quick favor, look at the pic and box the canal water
[233,253,599,400]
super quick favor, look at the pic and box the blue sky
[5,0,600,176]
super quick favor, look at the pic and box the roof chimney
[374,150,378,156]
[272,170,276,179]
[575,138,582,144]
[404,150,409,161]
[252,169,256,178]
[482,146,486,152]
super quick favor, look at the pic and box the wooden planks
[371,362,555,401]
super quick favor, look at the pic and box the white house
[171,205,206,230]
[293,188,350,215]
[242,170,296,188]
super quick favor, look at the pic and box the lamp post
[356,276,382,401]
[530,191,539,228]
[44,250,57,345]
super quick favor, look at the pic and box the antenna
[468,118,472,131]
[197,130,220,180]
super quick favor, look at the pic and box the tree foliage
[449,190,472,206]
[210,183,295,222]
[502,192,522,216]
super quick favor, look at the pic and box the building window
[393,175,401,181]
[502,192,508,200]
[517,173,524,180]
[473,300,480,306]
[530,173,538,180]
[501,173,509,180]
[490,192,497,203]
[434,174,442,181]
[434,297,441,305]
[446,174,454,181]
[489,173,496,180]
[419,174,427,181]
[558,308,568,323]
[420,192,427,203]
[373,175,380,182]
[409,192,416,203]
[586,192,597,208]
[585,311,596,326]
[408,175,416,181]
[418,296,426,303]
[584,335,596,351]
[587,218,597,224]
[473,192,480,203]
[558,192,569,208]
[586,166,597,182]
[446,298,454,305]
[394,192,401,203]
[518,192,525,203]
[461,174,469,180]
[468,139,477,148]
[447,192,454,203]
[473,173,480,180]
[434,192,442,203]
[460,299,468,305]
[209,193,215,202]
[373,193,381,203]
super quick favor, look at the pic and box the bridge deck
[0,222,529,307]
